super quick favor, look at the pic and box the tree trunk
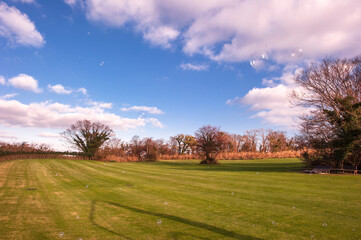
[200,157,218,164]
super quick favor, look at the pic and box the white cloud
[183,0,361,63]
[79,0,181,48]
[48,84,72,95]
[0,93,18,99]
[143,26,179,48]
[8,74,42,93]
[0,76,5,85]
[0,2,45,47]
[38,132,60,138]
[120,105,164,114]
[0,99,163,130]
[87,100,112,109]
[64,0,84,7]
[179,63,209,71]
[12,0,36,4]
[72,0,361,64]
[64,0,77,5]
[145,118,164,128]
[227,67,308,129]
[77,88,87,95]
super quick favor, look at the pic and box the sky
[0,0,360,150]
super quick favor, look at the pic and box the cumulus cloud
[83,0,180,48]
[227,67,308,129]
[143,26,179,48]
[179,63,209,71]
[120,105,164,114]
[0,2,45,47]
[0,99,163,130]
[8,74,42,93]
[68,0,361,64]
[182,0,361,63]
[48,84,72,94]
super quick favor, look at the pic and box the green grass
[0,158,360,240]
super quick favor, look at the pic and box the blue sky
[0,0,360,150]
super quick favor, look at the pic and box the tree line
[60,120,301,164]
[1,57,360,168]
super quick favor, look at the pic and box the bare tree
[241,129,259,152]
[293,57,361,168]
[128,136,159,161]
[258,128,268,152]
[230,134,245,152]
[195,125,225,164]
[170,134,197,155]
[266,130,289,153]
[61,120,114,159]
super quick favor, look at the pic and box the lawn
[0,158,360,240]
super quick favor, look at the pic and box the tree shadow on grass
[90,200,262,240]
[155,161,303,173]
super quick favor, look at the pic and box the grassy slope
[0,158,360,240]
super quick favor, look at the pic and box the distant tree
[258,128,268,152]
[99,138,126,157]
[241,130,259,152]
[230,134,245,152]
[154,139,171,155]
[170,134,197,154]
[266,130,289,153]
[129,135,144,160]
[293,57,361,168]
[61,120,113,159]
[128,136,159,161]
[195,125,226,164]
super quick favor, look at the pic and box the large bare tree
[62,120,114,159]
[195,125,226,164]
[293,57,361,168]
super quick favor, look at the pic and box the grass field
[0,158,360,240]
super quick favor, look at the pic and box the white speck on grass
[55,173,58,176]
[323,223,327,227]
[121,171,125,174]
[157,219,162,225]
[310,235,314,239]
[76,215,79,219]
[292,206,296,209]
[164,202,168,205]
[78,238,83,240]
[256,172,259,175]
[85,185,88,188]
[231,192,234,195]
[59,232,64,238]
